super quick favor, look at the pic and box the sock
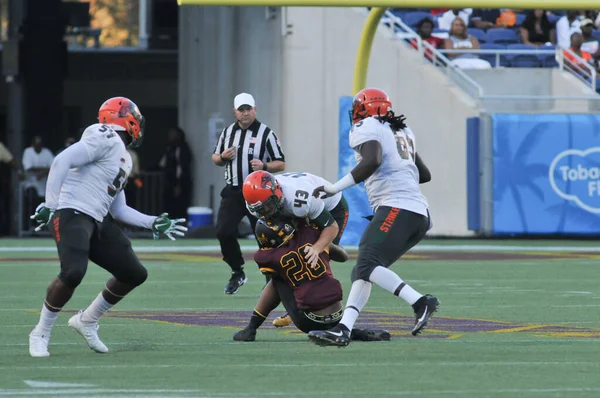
[35,304,60,335]
[369,266,422,305]
[248,310,267,329]
[81,293,114,323]
[339,280,372,331]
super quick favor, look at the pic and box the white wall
[281,7,477,235]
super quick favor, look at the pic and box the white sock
[369,266,423,305]
[339,280,372,331]
[35,304,59,335]
[81,293,113,323]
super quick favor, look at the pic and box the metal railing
[380,10,600,107]
[17,171,166,238]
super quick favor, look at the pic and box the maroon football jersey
[254,226,342,311]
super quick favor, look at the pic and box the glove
[30,203,54,232]
[152,213,188,241]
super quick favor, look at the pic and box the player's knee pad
[58,266,87,289]
[119,265,148,287]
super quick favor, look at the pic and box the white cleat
[29,330,51,358]
[68,310,109,353]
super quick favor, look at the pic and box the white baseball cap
[234,93,255,109]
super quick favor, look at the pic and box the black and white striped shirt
[213,119,285,187]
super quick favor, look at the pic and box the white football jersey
[275,172,342,220]
[349,117,429,216]
[57,124,133,221]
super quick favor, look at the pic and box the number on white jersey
[395,133,415,162]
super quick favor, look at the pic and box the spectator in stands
[564,32,599,74]
[437,9,472,31]
[556,11,583,50]
[56,137,77,155]
[411,18,444,61]
[22,136,54,229]
[580,18,600,61]
[469,9,510,30]
[158,126,193,220]
[444,17,492,69]
[0,141,22,235]
[520,10,556,47]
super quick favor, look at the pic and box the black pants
[272,278,342,334]
[330,195,349,245]
[51,209,148,289]
[215,185,258,272]
[351,206,430,282]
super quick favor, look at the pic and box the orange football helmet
[243,171,284,219]
[98,97,145,148]
[350,88,392,124]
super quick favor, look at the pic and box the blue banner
[338,96,371,246]
[492,114,600,234]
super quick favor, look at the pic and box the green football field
[1,238,599,397]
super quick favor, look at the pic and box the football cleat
[272,313,293,328]
[68,311,109,353]
[224,271,247,295]
[233,327,257,342]
[411,294,440,336]
[308,325,351,347]
[29,330,50,358]
[350,328,391,342]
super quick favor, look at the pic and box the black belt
[304,307,343,324]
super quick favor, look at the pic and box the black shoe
[233,327,257,342]
[411,294,440,336]
[308,325,351,347]
[350,328,391,342]
[224,271,247,295]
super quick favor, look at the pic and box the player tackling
[308,88,440,347]
[28,97,187,357]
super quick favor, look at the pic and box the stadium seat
[592,30,600,41]
[547,14,561,25]
[486,28,520,45]
[468,28,487,43]
[403,12,435,28]
[507,44,540,67]
[515,13,526,26]
[538,45,558,68]
[479,43,509,67]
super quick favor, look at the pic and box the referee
[212,93,286,294]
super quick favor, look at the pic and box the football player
[308,88,440,347]
[242,170,350,327]
[232,217,390,343]
[28,97,188,358]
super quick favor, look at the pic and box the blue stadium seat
[486,28,520,45]
[403,12,435,29]
[468,28,487,43]
[538,45,558,68]
[592,30,600,41]
[547,14,561,25]
[515,13,526,26]
[507,44,540,67]
[479,43,509,67]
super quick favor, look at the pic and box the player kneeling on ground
[233,217,389,343]
[28,97,188,358]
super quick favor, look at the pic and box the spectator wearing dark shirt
[520,10,556,47]
[470,9,504,30]
[158,127,193,220]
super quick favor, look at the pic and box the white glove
[152,213,188,240]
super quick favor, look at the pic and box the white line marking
[2,244,600,253]
[24,381,96,388]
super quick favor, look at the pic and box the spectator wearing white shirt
[22,136,54,228]
[581,18,600,61]
[437,9,472,32]
[556,11,583,50]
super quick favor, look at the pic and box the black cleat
[350,328,391,342]
[308,326,351,347]
[411,294,440,336]
[224,271,247,295]
[233,327,256,342]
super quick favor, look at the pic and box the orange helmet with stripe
[98,97,145,148]
[243,171,284,219]
[350,88,392,124]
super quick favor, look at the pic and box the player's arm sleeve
[44,142,94,210]
[310,208,336,230]
[109,191,156,229]
[265,131,285,161]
